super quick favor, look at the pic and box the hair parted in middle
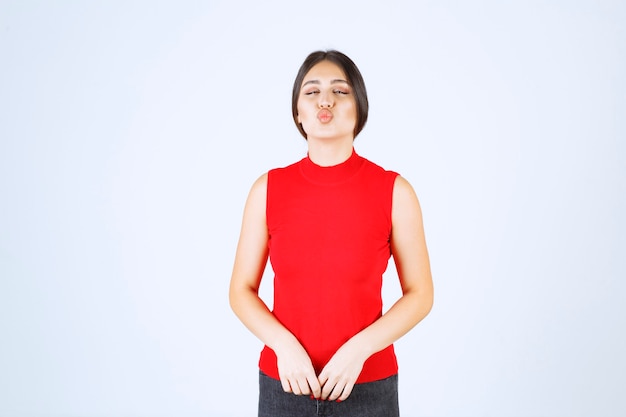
[292,50,369,140]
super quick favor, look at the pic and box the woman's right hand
[275,338,321,398]
[229,174,320,398]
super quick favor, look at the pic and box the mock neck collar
[300,148,364,185]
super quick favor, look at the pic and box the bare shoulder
[392,175,422,212]
[250,172,268,196]
[245,172,268,208]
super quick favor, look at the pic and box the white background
[1,1,624,416]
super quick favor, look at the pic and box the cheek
[296,103,305,123]
[298,106,315,124]
[346,103,358,121]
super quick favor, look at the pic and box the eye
[333,89,349,95]
[304,90,319,96]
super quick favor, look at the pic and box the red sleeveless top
[260,149,399,383]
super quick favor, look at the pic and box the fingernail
[309,395,315,400]
[336,399,342,403]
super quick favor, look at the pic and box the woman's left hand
[318,340,368,402]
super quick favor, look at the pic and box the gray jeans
[258,371,399,417]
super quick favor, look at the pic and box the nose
[318,91,334,108]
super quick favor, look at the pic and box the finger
[297,378,310,396]
[327,382,344,401]
[320,379,335,400]
[317,372,329,387]
[338,381,355,402]
[308,375,322,399]
[280,377,292,393]
[291,379,303,396]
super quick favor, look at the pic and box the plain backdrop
[1,1,624,416]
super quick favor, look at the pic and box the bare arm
[319,175,434,401]
[228,174,322,398]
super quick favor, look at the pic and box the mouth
[317,109,333,123]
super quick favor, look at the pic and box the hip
[258,371,399,417]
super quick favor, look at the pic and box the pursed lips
[317,109,333,123]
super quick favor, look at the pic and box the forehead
[302,60,348,84]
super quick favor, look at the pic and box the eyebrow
[302,79,350,87]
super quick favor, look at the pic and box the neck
[306,137,354,167]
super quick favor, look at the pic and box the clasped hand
[276,340,367,402]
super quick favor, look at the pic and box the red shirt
[259,149,399,383]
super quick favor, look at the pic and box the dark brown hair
[292,50,369,139]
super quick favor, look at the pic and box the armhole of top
[388,171,400,222]
[265,169,273,229]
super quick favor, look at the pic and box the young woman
[229,50,433,417]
